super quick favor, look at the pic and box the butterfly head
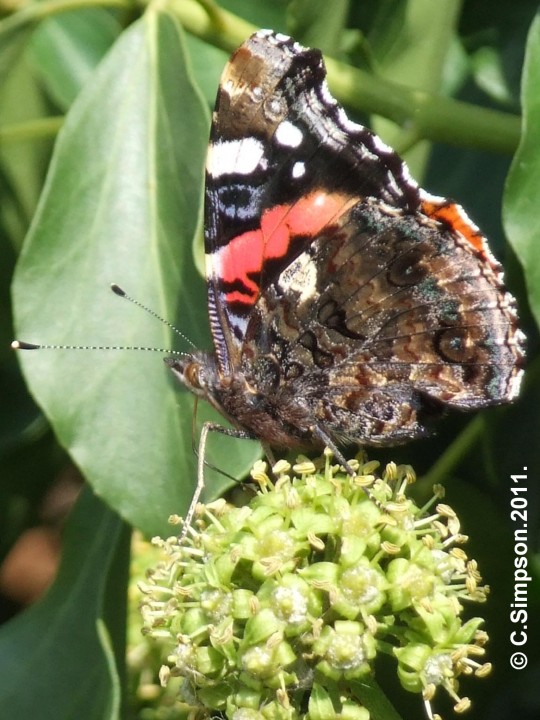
[164,352,220,399]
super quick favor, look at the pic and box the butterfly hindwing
[242,198,523,445]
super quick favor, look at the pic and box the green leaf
[0,487,127,720]
[12,10,260,539]
[503,11,540,331]
[0,55,53,247]
[369,0,462,178]
[308,683,337,720]
[0,11,34,86]
[349,676,404,720]
[219,0,286,30]
[470,45,515,106]
[287,0,350,54]
[185,33,228,107]
[29,8,123,110]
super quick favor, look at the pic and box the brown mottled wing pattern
[242,199,524,445]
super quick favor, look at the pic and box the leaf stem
[0,0,130,30]
[0,0,522,154]
[0,117,63,142]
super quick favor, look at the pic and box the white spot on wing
[292,161,305,178]
[385,175,401,196]
[400,163,416,186]
[275,120,303,148]
[251,86,264,101]
[320,81,337,107]
[231,316,248,338]
[278,251,317,305]
[207,138,266,177]
[336,107,362,135]
[370,133,394,155]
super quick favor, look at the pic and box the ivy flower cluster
[139,451,490,720]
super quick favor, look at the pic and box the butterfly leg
[311,425,357,476]
[311,426,384,509]
[261,442,277,469]
[182,421,255,538]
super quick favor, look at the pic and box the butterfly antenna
[111,284,196,349]
[12,284,195,356]
[11,339,188,356]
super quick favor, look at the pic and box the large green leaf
[504,10,540,331]
[29,8,122,110]
[12,10,260,538]
[0,487,127,720]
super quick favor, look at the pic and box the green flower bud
[332,559,388,618]
[242,608,283,646]
[314,622,375,680]
[138,450,490,720]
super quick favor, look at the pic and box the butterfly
[13,30,523,524]
[165,29,525,502]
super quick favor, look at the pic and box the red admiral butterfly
[166,29,525,481]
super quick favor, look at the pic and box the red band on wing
[216,191,357,306]
[421,199,485,254]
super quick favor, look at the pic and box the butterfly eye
[186,362,203,390]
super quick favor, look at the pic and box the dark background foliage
[0,0,539,718]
